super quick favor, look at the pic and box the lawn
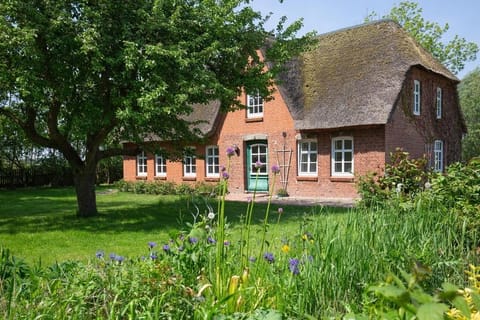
[0,186,332,265]
[1,186,479,318]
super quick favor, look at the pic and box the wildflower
[224,240,231,246]
[114,255,125,263]
[207,236,217,244]
[150,252,158,260]
[271,164,280,174]
[302,232,313,241]
[395,183,404,194]
[263,252,275,264]
[222,171,230,180]
[226,146,236,157]
[247,197,252,203]
[424,181,432,189]
[178,245,184,252]
[207,211,215,220]
[148,241,157,249]
[254,160,264,169]
[109,253,116,260]
[189,236,198,244]
[289,258,300,275]
[249,256,257,263]
[281,244,290,253]
[278,207,284,214]
[96,250,104,259]
[163,244,171,252]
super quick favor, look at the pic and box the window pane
[335,152,342,161]
[344,151,352,162]
[301,163,308,172]
[335,163,342,172]
[344,163,352,173]
[309,163,316,172]
[335,140,342,149]
[344,140,352,150]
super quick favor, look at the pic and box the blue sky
[250,0,480,79]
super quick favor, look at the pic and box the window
[434,140,444,172]
[206,146,220,177]
[436,87,442,119]
[413,80,421,115]
[331,137,354,176]
[137,151,147,176]
[298,140,318,176]
[183,148,196,177]
[155,154,166,177]
[247,92,264,118]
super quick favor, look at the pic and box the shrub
[358,149,431,207]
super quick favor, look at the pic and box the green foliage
[428,158,480,246]
[459,68,480,161]
[0,0,315,217]
[113,179,220,196]
[365,1,478,74]
[357,149,430,207]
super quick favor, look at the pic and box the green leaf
[416,302,449,320]
[452,296,471,318]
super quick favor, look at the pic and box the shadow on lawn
[0,189,318,235]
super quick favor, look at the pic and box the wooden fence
[0,167,74,188]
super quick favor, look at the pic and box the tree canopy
[365,1,478,74]
[0,0,314,217]
[459,68,480,161]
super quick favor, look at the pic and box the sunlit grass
[0,187,328,265]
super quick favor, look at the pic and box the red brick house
[122,20,466,199]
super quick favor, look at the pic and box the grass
[0,186,330,265]
[1,186,477,318]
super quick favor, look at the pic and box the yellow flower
[281,244,290,253]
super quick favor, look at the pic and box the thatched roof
[277,20,458,130]
[183,100,222,136]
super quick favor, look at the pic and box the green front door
[246,141,269,192]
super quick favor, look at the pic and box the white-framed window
[436,87,442,119]
[205,146,220,177]
[155,154,167,177]
[413,80,421,115]
[297,139,318,176]
[331,137,354,176]
[434,140,444,172]
[183,147,196,177]
[137,151,147,176]
[247,92,264,118]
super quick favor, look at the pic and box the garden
[1,152,480,319]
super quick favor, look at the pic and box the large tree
[0,0,313,217]
[365,1,478,74]
[459,68,480,161]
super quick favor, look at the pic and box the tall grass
[1,187,477,318]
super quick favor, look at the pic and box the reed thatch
[277,19,458,130]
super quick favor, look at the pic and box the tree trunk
[73,167,98,218]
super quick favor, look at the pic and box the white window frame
[436,87,442,119]
[137,151,147,177]
[205,145,220,178]
[331,137,354,177]
[297,139,318,176]
[247,92,264,118]
[183,147,197,177]
[434,140,444,172]
[155,154,167,177]
[413,80,421,115]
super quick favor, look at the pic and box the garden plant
[1,148,479,318]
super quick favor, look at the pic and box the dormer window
[247,92,263,118]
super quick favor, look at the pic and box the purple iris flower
[189,236,198,244]
[96,250,104,259]
[263,252,275,263]
[163,244,171,252]
[226,147,235,157]
[289,258,300,275]
[148,241,157,249]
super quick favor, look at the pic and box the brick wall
[386,67,464,166]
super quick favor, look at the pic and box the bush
[358,149,431,207]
